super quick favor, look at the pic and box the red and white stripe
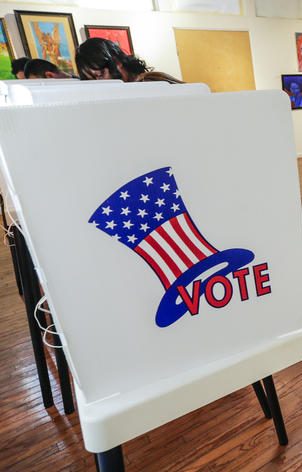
[135,212,217,289]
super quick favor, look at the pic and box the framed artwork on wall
[296,33,302,72]
[281,74,302,110]
[0,18,14,79]
[84,25,134,55]
[14,10,78,75]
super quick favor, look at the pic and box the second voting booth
[0,83,302,471]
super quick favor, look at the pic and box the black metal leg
[263,375,288,445]
[52,328,75,415]
[8,235,24,296]
[94,446,125,472]
[252,381,272,419]
[12,226,54,409]
[13,224,74,414]
[0,192,8,228]
[0,193,23,296]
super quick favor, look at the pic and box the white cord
[43,324,63,349]
[2,192,64,350]
[0,223,8,233]
[1,193,17,245]
[3,236,15,247]
[6,222,14,236]
[34,295,64,349]
[5,222,15,240]
[34,295,53,332]
[4,191,24,236]
[1,222,14,246]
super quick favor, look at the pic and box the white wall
[1,0,302,153]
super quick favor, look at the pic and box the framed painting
[296,33,302,72]
[14,10,78,75]
[281,74,302,110]
[0,18,14,79]
[84,25,134,55]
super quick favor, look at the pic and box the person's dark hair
[11,57,30,76]
[24,59,60,78]
[75,38,150,81]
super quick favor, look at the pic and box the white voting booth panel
[0,79,80,105]
[1,79,80,85]
[0,91,301,452]
[0,82,210,224]
[0,79,121,106]
[1,81,210,106]
[0,80,209,212]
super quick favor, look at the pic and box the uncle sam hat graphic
[89,167,255,327]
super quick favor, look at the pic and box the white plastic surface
[2,81,210,106]
[0,79,80,86]
[0,79,121,105]
[0,90,301,452]
[0,78,79,101]
[0,80,210,219]
[76,331,302,451]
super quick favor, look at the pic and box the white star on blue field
[89,167,187,248]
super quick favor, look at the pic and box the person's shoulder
[140,71,184,84]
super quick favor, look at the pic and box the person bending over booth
[75,38,183,84]
[24,59,78,80]
[11,57,30,79]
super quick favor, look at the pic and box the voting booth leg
[8,235,24,297]
[0,193,7,229]
[12,226,54,409]
[52,329,75,415]
[13,226,74,413]
[0,193,23,296]
[94,447,125,472]
[252,381,272,419]
[263,376,288,446]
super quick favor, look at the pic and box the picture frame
[281,74,302,110]
[84,25,134,55]
[14,10,78,75]
[296,33,302,72]
[0,18,15,79]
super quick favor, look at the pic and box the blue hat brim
[155,248,255,327]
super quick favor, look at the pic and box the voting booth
[0,86,302,471]
[0,80,210,211]
[0,79,210,106]
[0,79,212,422]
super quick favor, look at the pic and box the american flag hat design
[89,167,254,327]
